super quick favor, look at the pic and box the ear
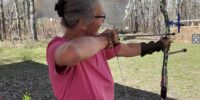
[77,18,87,31]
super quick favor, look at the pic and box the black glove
[141,40,164,57]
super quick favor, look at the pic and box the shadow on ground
[0,60,55,100]
[114,83,176,100]
[0,60,176,100]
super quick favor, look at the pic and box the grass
[0,41,47,64]
[0,41,199,100]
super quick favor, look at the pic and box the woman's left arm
[117,39,169,57]
[117,43,141,57]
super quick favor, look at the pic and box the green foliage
[22,92,31,100]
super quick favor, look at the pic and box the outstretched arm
[117,43,141,57]
[117,39,170,57]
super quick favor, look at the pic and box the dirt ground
[0,60,176,100]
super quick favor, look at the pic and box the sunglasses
[94,15,106,19]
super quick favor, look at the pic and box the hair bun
[55,0,66,17]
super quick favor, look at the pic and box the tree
[0,0,6,40]
[29,0,38,41]
[13,0,22,40]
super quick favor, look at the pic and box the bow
[114,0,185,100]
[160,0,170,99]
[160,0,184,99]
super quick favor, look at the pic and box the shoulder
[47,36,68,52]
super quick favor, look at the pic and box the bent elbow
[61,45,81,66]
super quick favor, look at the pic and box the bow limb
[160,0,171,99]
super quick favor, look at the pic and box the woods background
[0,0,200,42]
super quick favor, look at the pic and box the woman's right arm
[55,36,108,67]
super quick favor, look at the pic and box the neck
[63,28,86,40]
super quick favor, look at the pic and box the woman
[46,0,169,100]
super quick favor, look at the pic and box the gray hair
[58,0,99,28]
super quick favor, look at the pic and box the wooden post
[191,22,194,26]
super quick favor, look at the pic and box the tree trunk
[13,0,22,40]
[29,0,38,41]
[0,0,6,40]
[23,1,27,37]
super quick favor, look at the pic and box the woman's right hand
[99,29,120,48]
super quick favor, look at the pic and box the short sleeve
[104,44,121,60]
[46,38,67,77]
[46,41,60,72]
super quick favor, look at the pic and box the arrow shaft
[119,33,175,38]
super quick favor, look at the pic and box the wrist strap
[141,40,164,57]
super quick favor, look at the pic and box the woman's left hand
[160,37,172,48]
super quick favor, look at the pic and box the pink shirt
[46,36,121,100]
